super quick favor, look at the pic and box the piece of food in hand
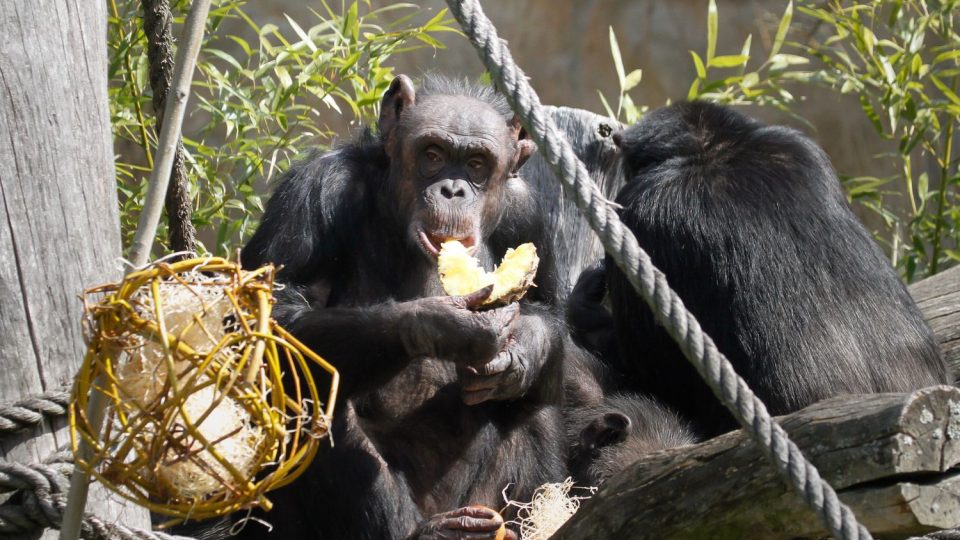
[438,241,538,306]
[468,505,507,540]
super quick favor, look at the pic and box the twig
[142,0,198,257]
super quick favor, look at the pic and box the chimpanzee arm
[279,284,519,399]
[241,142,382,283]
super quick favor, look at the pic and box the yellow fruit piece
[438,241,539,306]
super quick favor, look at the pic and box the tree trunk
[910,264,960,382]
[555,386,960,539]
[0,1,149,537]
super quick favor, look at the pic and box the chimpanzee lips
[417,228,478,258]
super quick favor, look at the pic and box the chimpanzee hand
[567,263,617,357]
[399,286,520,367]
[458,313,551,405]
[414,506,516,540]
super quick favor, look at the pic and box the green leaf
[769,54,809,69]
[285,14,317,53]
[706,0,718,63]
[597,90,616,120]
[859,94,885,135]
[690,50,707,79]
[708,54,749,68]
[275,66,293,89]
[770,1,793,59]
[862,27,876,55]
[687,78,701,101]
[931,74,960,106]
[740,33,753,68]
[609,27,626,88]
[623,68,643,91]
[933,49,960,66]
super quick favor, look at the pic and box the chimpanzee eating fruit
[233,75,571,539]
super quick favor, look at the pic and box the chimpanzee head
[568,395,698,487]
[377,75,536,260]
[612,101,760,180]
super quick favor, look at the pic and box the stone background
[243,0,898,183]
[223,0,923,233]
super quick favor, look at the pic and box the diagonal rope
[442,0,871,538]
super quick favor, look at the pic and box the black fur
[224,76,576,540]
[579,101,948,438]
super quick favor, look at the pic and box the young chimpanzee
[563,347,698,487]
[571,101,949,439]
[234,75,571,539]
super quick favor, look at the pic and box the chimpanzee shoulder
[241,132,388,284]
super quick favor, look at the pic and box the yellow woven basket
[69,257,338,525]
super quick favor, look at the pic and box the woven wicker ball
[70,257,339,525]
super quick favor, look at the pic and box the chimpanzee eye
[420,146,446,177]
[467,157,485,170]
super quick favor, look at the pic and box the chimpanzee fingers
[458,285,494,309]
[437,516,501,532]
[434,505,503,532]
[477,351,513,376]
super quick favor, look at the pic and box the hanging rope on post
[441,0,871,538]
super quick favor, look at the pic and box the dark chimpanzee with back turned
[569,101,949,442]
[230,74,573,540]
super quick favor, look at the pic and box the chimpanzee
[565,393,697,487]
[562,346,697,487]
[231,75,575,539]
[519,107,624,294]
[570,101,949,439]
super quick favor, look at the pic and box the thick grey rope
[0,388,188,539]
[0,450,189,540]
[442,0,871,538]
[0,387,70,433]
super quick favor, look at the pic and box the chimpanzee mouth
[417,228,478,258]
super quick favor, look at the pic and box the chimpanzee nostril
[440,181,466,199]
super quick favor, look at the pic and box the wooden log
[0,0,149,536]
[554,385,960,539]
[911,265,960,382]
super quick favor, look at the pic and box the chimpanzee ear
[509,115,537,172]
[378,74,416,139]
[580,412,631,451]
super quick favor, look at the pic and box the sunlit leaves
[109,0,452,256]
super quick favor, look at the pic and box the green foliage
[599,2,806,125]
[796,0,960,280]
[598,0,960,281]
[108,0,456,257]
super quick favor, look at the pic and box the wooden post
[910,264,960,380]
[0,0,150,536]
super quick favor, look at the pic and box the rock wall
[232,0,909,231]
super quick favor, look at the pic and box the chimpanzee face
[377,76,534,261]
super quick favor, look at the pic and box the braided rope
[0,451,188,540]
[0,387,69,433]
[442,1,871,538]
